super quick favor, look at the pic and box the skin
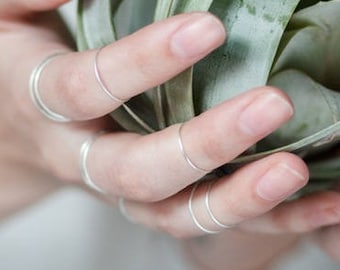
[0,1,339,269]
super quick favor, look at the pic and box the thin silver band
[178,124,210,174]
[29,52,71,122]
[94,48,128,103]
[188,182,220,234]
[80,131,107,194]
[205,181,234,229]
[118,198,136,223]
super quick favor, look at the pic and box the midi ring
[188,182,220,234]
[80,131,107,194]
[205,181,234,229]
[94,48,129,103]
[29,52,71,122]
[118,198,136,223]
[178,123,210,174]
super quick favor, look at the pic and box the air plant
[76,0,340,191]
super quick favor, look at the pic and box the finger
[240,191,340,234]
[117,153,308,238]
[34,12,226,120]
[0,0,70,16]
[314,225,340,262]
[85,86,294,201]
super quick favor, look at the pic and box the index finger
[32,12,226,120]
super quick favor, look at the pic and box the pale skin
[0,1,339,269]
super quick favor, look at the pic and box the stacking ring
[80,131,107,194]
[189,181,234,234]
[205,181,234,229]
[94,48,129,103]
[118,198,136,223]
[29,52,71,122]
[188,182,220,234]
[178,124,211,174]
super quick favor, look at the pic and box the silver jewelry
[118,198,136,223]
[188,182,220,234]
[29,52,71,122]
[94,48,128,103]
[80,131,107,194]
[178,124,210,174]
[205,181,234,229]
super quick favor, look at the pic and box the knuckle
[114,166,156,202]
[200,134,226,164]
[130,51,157,86]
[222,193,262,221]
[270,206,297,232]
[154,208,186,238]
[198,121,233,165]
[59,65,92,118]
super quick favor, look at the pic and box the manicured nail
[257,163,307,201]
[171,14,226,59]
[239,92,293,136]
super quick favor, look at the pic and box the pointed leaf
[194,0,300,112]
[77,0,121,50]
[77,0,157,134]
[272,1,340,90]
[262,69,340,149]
[153,0,214,126]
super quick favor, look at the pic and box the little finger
[116,153,308,238]
[240,191,340,234]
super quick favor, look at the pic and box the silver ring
[29,52,71,122]
[80,131,107,194]
[188,182,220,234]
[178,124,211,174]
[94,48,129,103]
[118,198,136,223]
[205,181,234,229]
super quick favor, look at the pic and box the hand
[0,0,310,241]
[314,223,340,262]
[182,187,340,270]
[312,186,340,262]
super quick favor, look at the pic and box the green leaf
[263,69,340,150]
[194,0,300,112]
[77,0,157,134]
[77,0,121,50]
[152,0,214,127]
[232,69,340,164]
[163,68,195,125]
[154,0,214,20]
[308,153,340,180]
[232,121,340,164]
[272,1,340,90]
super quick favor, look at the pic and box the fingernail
[257,163,307,201]
[171,14,226,59]
[239,92,293,136]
